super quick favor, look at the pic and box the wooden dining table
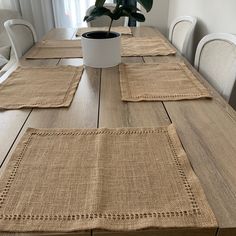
[0,26,236,236]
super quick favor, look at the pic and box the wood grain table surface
[0,27,235,236]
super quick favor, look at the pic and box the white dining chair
[4,19,37,61]
[194,33,236,108]
[169,16,197,63]
[86,3,127,27]
[0,9,21,75]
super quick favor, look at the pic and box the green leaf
[84,7,113,22]
[83,15,95,22]
[130,12,145,22]
[119,5,141,12]
[137,0,153,12]
[116,0,123,5]
[112,5,141,20]
[85,0,153,24]
[95,0,106,7]
[112,7,146,22]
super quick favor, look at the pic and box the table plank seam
[0,109,33,168]
[97,69,102,128]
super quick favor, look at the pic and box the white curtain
[0,0,55,39]
[0,0,114,38]
[19,0,55,39]
[52,0,113,28]
[52,0,95,28]
[0,0,20,11]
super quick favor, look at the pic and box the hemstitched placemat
[26,36,176,59]
[26,40,82,59]
[119,63,212,101]
[0,125,217,232]
[0,66,83,109]
[121,37,176,56]
[76,26,132,37]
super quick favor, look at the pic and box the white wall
[140,0,169,36]
[20,0,54,40]
[168,0,236,52]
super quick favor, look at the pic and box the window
[53,0,114,28]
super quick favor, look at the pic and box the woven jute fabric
[0,125,217,232]
[76,27,132,37]
[0,66,83,109]
[122,37,176,56]
[26,36,176,59]
[119,63,212,101]
[26,40,82,59]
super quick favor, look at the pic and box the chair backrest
[194,33,236,105]
[4,19,37,61]
[86,3,126,27]
[0,9,21,40]
[0,9,21,60]
[169,16,197,62]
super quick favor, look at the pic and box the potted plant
[81,0,153,68]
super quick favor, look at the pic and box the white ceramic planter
[81,31,121,68]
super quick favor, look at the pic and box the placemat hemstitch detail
[0,125,217,232]
[0,65,83,109]
[119,63,212,101]
[26,40,82,59]
[121,37,176,56]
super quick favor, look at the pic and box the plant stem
[107,18,113,37]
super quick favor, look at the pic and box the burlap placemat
[0,66,83,109]
[26,36,175,59]
[119,63,212,101]
[0,125,217,232]
[26,40,82,59]
[122,37,176,56]
[77,27,132,37]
